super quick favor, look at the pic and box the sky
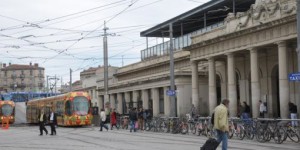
[0,0,210,86]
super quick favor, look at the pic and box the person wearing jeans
[216,129,228,150]
[289,102,298,127]
[214,99,230,150]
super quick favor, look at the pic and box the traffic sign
[166,90,176,96]
[289,72,300,81]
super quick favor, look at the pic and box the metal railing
[141,21,225,60]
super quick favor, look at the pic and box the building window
[30,70,33,76]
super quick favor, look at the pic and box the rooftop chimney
[34,63,38,67]
[30,62,32,66]
[3,63,6,68]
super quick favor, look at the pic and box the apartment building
[0,63,45,93]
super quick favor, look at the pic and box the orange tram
[0,100,15,124]
[26,91,93,126]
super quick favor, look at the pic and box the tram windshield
[1,104,13,116]
[73,96,89,116]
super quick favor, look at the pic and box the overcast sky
[0,0,210,85]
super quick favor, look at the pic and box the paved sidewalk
[0,126,299,150]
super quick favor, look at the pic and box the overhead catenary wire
[0,0,129,32]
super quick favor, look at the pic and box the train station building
[95,0,300,118]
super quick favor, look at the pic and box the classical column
[249,48,261,118]
[191,60,199,113]
[227,53,237,117]
[110,94,116,109]
[277,41,290,118]
[132,90,138,108]
[208,57,217,115]
[117,93,123,114]
[164,87,170,116]
[142,89,149,109]
[152,88,159,117]
[125,92,130,113]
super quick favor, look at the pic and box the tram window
[56,101,63,116]
[65,100,73,116]
[2,104,13,116]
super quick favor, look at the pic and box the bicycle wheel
[244,125,254,140]
[145,122,150,131]
[181,123,188,134]
[256,127,266,143]
[228,127,234,139]
[160,121,168,133]
[237,126,245,140]
[274,128,285,144]
[287,129,300,143]
[190,123,196,134]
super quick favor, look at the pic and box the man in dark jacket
[38,109,48,136]
[48,108,57,135]
[129,108,137,132]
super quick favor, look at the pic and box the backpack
[211,113,215,125]
[200,138,220,150]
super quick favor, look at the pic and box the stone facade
[0,63,45,93]
[94,0,299,118]
[79,66,118,109]
[187,0,299,118]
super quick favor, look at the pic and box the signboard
[289,72,300,81]
[166,90,176,96]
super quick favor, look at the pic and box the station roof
[140,0,255,38]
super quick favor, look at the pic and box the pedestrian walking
[48,108,57,135]
[38,109,48,136]
[99,108,108,131]
[289,102,298,127]
[129,108,137,132]
[213,99,230,150]
[110,108,118,130]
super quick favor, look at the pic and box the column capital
[247,47,258,52]
[225,52,234,57]
[275,41,287,47]
[206,57,215,61]
[190,60,198,64]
